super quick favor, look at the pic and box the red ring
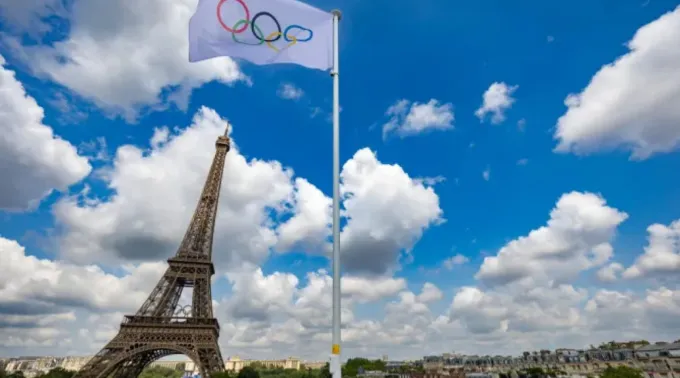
[216,0,250,34]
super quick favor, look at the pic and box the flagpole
[330,8,342,378]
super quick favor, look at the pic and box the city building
[59,357,92,372]
[224,356,301,372]
[421,342,680,378]
[5,341,680,378]
[149,360,190,370]
[302,361,327,369]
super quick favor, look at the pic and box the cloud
[382,99,454,139]
[78,137,110,162]
[0,54,91,211]
[63,271,679,357]
[276,149,444,276]
[7,0,243,121]
[517,118,526,132]
[417,283,443,303]
[3,212,680,359]
[0,236,164,319]
[553,6,680,160]
[223,267,408,324]
[443,254,469,270]
[482,167,491,181]
[277,83,304,100]
[623,219,680,280]
[415,176,446,186]
[446,192,680,343]
[597,262,624,282]
[476,191,628,287]
[219,266,424,354]
[337,149,444,275]
[475,82,518,124]
[275,178,332,253]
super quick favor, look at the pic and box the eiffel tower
[75,127,231,378]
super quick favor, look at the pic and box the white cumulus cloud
[382,99,454,139]
[475,82,518,124]
[554,5,680,160]
[0,54,91,211]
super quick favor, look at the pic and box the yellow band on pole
[332,344,341,354]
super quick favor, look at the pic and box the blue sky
[0,0,680,361]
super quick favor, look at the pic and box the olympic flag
[189,0,333,70]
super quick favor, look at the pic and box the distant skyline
[1,339,676,361]
[1,0,680,361]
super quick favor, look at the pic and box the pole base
[330,354,341,378]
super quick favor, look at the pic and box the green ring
[232,20,264,46]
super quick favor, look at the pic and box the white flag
[189,0,333,70]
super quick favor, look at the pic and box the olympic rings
[216,0,314,51]
[174,305,193,318]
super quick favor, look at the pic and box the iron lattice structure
[75,130,231,378]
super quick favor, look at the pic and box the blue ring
[283,24,313,42]
[251,11,282,42]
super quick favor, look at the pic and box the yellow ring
[287,35,298,49]
[266,32,298,52]
[265,32,282,52]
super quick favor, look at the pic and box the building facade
[224,356,301,372]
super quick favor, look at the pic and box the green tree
[341,358,386,378]
[237,367,260,378]
[524,367,545,378]
[320,363,332,378]
[139,366,183,378]
[598,341,618,350]
[212,371,231,378]
[7,372,25,378]
[36,368,76,378]
[600,366,643,378]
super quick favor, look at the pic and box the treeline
[0,366,178,378]
[212,365,325,378]
[212,365,329,378]
[504,366,644,378]
[592,340,651,350]
[341,358,422,378]
[0,363,647,378]
[0,368,76,378]
[212,358,409,378]
[140,366,185,378]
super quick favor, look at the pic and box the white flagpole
[330,8,342,378]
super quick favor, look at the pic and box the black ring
[250,11,282,42]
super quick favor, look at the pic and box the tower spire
[174,129,230,261]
